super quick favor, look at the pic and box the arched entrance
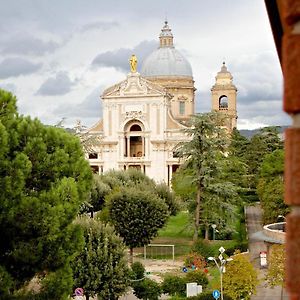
[124,121,145,158]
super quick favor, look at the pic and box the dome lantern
[159,21,174,48]
[220,61,228,73]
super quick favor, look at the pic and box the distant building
[211,62,237,130]
[86,22,237,184]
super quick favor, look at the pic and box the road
[246,204,288,300]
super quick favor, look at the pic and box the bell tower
[211,62,237,131]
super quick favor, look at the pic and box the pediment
[102,72,171,99]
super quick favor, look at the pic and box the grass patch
[209,240,238,252]
[207,266,220,290]
[134,236,193,259]
[139,237,193,258]
[146,211,194,258]
[158,211,193,238]
[135,211,245,260]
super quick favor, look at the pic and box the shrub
[185,270,208,289]
[133,278,161,300]
[130,262,161,300]
[161,274,186,296]
[193,238,248,259]
[192,239,215,257]
[184,252,206,269]
[131,261,145,280]
[155,183,180,216]
[188,291,233,300]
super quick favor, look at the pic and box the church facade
[87,22,237,184]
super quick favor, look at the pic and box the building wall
[146,76,195,122]
[89,73,187,184]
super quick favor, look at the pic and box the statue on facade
[129,54,137,73]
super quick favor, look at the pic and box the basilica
[86,21,237,184]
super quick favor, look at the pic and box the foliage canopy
[223,253,258,300]
[72,217,129,300]
[0,89,92,298]
[108,186,169,256]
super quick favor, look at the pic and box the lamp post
[208,247,233,300]
[211,224,217,240]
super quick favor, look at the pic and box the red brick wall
[281,0,300,298]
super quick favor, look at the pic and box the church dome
[141,21,193,78]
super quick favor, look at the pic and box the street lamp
[208,247,233,300]
[211,224,217,240]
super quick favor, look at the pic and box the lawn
[158,211,194,238]
[138,211,244,259]
[135,211,195,259]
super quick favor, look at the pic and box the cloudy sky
[0,0,290,129]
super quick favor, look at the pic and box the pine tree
[257,149,288,223]
[0,89,92,298]
[175,112,231,240]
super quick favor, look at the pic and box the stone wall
[263,222,286,244]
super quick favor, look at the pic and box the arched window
[219,95,228,109]
[130,124,142,131]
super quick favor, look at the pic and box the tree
[223,253,258,300]
[172,167,196,204]
[130,261,162,300]
[91,169,177,217]
[72,217,129,300]
[107,186,169,263]
[200,178,239,239]
[102,168,156,190]
[155,183,179,216]
[244,126,283,188]
[88,174,111,215]
[132,278,161,300]
[161,274,186,297]
[266,244,285,288]
[56,119,102,155]
[185,270,208,289]
[228,128,249,160]
[0,90,92,298]
[175,112,233,240]
[257,149,289,224]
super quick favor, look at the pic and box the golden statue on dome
[129,54,137,73]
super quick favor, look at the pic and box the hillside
[239,125,288,139]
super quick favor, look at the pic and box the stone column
[127,136,130,157]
